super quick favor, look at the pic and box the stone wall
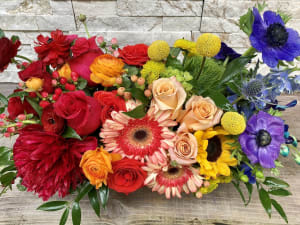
[1,0,300,82]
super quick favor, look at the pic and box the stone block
[201,17,240,33]
[117,0,162,16]
[161,0,203,17]
[163,17,201,31]
[73,0,117,17]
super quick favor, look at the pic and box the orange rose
[178,96,223,131]
[79,147,121,189]
[90,54,125,87]
[58,63,72,80]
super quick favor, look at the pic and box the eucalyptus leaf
[88,188,100,217]
[59,208,70,225]
[271,199,288,224]
[259,188,272,218]
[72,202,81,225]
[37,201,68,211]
[62,126,82,140]
[123,104,146,119]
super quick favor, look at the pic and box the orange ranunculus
[58,63,72,80]
[89,54,125,87]
[79,147,121,189]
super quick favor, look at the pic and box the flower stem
[223,56,230,67]
[196,56,206,80]
[83,22,91,38]
[231,96,244,106]
[242,47,256,57]
[15,55,32,63]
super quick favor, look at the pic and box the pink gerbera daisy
[100,106,177,165]
[143,162,203,199]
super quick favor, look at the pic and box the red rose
[94,90,126,124]
[18,61,53,93]
[108,158,147,194]
[41,104,65,134]
[69,36,103,85]
[34,29,77,68]
[0,37,21,72]
[13,125,97,200]
[54,91,101,136]
[7,89,37,120]
[118,44,149,66]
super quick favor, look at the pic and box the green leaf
[37,201,68,211]
[259,188,272,218]
[268,188,292,197]
[205,90,233,110]
[0,172,16,186]
[129,87,149,105]
[59,208,70,225]
[166,55,183,70]
[77,78,88,90]
[16,183,26,191]
[98,185,109,209]
[11,35,20,44]
[121,76,131,89]
[263,177,290,189]
[72,202,81,225]
[239,9,255,36]
[0,93,8,106]
[62,126,82,140]
[271,199,288,224]
[25,97,42,117]
[257,1,268,13]
[245,182,253,206]
[232,181,246,204]
[220,56,252,86]
[0,29,4,38]
[0,147,12,166]
[126,66,139,76]
[0,165,15,175]
[8,91,28,100]
[123,104,146,119]
[75,182,93,202]
[88,188,100,217]
[0,108,4,114]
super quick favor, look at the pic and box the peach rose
[169,123,198,165]
[79,147,121,189]
[152,76,186,120]
[178,96,223,131]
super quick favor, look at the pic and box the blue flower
[215,42,241,62]
[250,8,300,68]
[240,163,256,184]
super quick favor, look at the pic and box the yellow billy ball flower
[196,33,221,57]
[221,112,246,135]
[58,63,72,81]
[140,60,165,84]
[148,40,170,61]
[25,77,44,91]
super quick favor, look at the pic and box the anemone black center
[134,129,148,141]
[48,118,55,124]
[168,167,179,175]
[206,136,222,162]
[256,129,272,147]
[266,23,288,47]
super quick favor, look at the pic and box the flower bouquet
[1,3,300,224]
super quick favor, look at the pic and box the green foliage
[62,126,82,140]
[26,97,42,117]
[98,185,109,209]
[169,47,181,58]
[11,35,20,44]
[129,87,149,105]
[259,187,272,217]
[75,182,93,202]
[166,55,183,70]
[8,91,28,102]
[271,199,288,223]
[72,202,81,225]
[0,93,8,106]
[77,78,88,90]
[123,104,147,119]
[263,177,289,189]
[239,9,255,36]
[277,10,292,24]
[59,208,70,225]
[37,201,68,211]
[203,90,233,111]
[0,28,4,38]
[125,65,140,76]
[88,189,101,217]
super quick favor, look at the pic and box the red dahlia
[0,37,21,72]
[13,125,97,201]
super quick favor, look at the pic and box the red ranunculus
[108,158,147,195]
[54,91,101,136]
[18,61,53,93]
[41,104,65,134]
[69,36,103,85]
[34,29,77,68]
[118,44,149,66]
[93,90,126,124]
[7,89,37,120]
[0,37,21,72]
[13,125,97,201]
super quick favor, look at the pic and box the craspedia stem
[196,56,206,80]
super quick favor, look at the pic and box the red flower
[118,44,149,66]
[54,91,101,136]
[34,30,77,68]
[93,90,126,124]
[0,37,21,72]
[18,61,53,93]
[41,104,65,134]
[108,158,147,195]
[7,89,37,120]
[69,36,103,85]
[13,125,97,201]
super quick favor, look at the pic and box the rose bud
[97,36,104,45]
[4,132,10,138]
[52,71,59,79]
[18,82,24,88]
[41,104,65,134]
[25,77,44,91]
[52,94,59,101]
[0,113,6,119]
[39,100,50,108]
[113,50,119,58]
[55,88,63,96]
[52,79,58,86]
[17,114,26,121]
[0,121,5,127]
[111,38,118,45]
[41,91,48,98]
[65,83,76,91]
[116,77,123,85]
[71,72,79,82]
[7,127,15,133]
[60,77,68,85]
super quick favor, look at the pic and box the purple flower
[250,8,300,68]
[240,163,256,184]
[215,42,241,62]
[239,111,285,168]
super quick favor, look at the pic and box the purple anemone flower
[250,8,300,68]
[215,42,241,62]
[239,111,285,168]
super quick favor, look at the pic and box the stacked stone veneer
[1,0,300,82]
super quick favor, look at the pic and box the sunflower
[194,127,237,179]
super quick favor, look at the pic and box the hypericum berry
[52,94,59,101]
[17,114,26,121]
[28,92,37,98]
[144,89,152,97]
[52,71,59,79]
[4,132,10,138]
[7,127,15,133]
[196,191,203,199]
[148,83,153,90]
[39,100,50,108]
[203,181,210,187]
[16,122,23,128]
[131,75,138,82]
[124,92,132,100]
[65,83,76,91]
[0,114,6,119]
[55,88,63,96]
[116,77,123,85]
[137,77,145,86]
[52,79,58,86]
[0,121,5,127]
[41,91,48,98]
[71,72,79,82]
[117,87,125,96]
[60,77,68,85]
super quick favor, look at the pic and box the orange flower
[79,147,121,189]
[58,63,72,80]
[90,54,125,87]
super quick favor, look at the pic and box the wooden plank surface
[0,83,300,225]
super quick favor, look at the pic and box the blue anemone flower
[240,163,256,184]
[250,8,300,68]
[215,42,241,62]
